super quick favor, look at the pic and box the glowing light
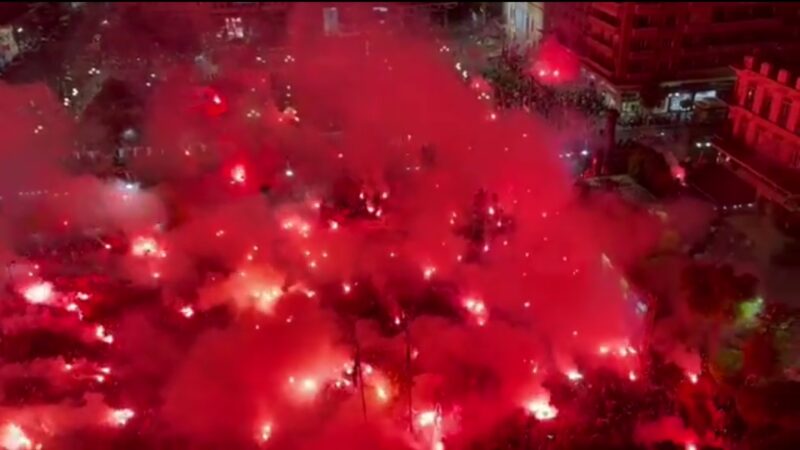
[22,282,54,305]
[462,297,488,326]
[212,94,222,105]
[259,423,272,443]
[628,371,637,381]
[526,398,558,421]
[285,168,294,177]
[1,424,32,450]
[375,386,389,402]
[131,236,160,257]
[342,283,352,294]
[416,410,437,427]
[95,325,114,344]
[423,266,437,280]
[109,408,135,427]
[76,291,90,301]
[300,378,318,393]
[685,444,697,450]
[230,164,247,185]
[180,306,195,318]
[329,220,339,231]
[565,370,583,381]
[252,287,282,312]
[598,345,610,355]
[687,372,699,384]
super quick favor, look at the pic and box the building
[136,3,456,46]
[503,2,544,49]
[546,3,800,117]
[712,54,800,227]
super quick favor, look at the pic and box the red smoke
[0,4,725,450]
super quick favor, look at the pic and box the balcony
[592,2,621,17]
[712,135,800,211]
[589,8,620,29]
[589,33,614,50]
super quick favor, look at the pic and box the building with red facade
[713,54,800,222]
[545,3,800,117]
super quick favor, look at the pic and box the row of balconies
[742,55,800,92]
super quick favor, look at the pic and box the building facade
[713,54,800,219]
[503,2,544,50]
[546,3,800,116]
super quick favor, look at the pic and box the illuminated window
[323,7,339,35]
[225,16,244,39]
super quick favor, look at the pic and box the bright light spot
[423,266,437,280]
[22,282,54,305]
[259,423,272,443]
[131,236,160,257]
[342,283,352,294]
[231,164,247,185]
[526,398,558,421]
[598,345,610,355]
[463,297,489,326]
[416,410,437,427]
[685,444,697,450]
[329,220,339,231]
[1,424,32,450]
[180,306,195,318]
[375,386,389,402]
[628,371,637,381]
[285,168,294,177]
[565,370,583,381]
[96,325,114,344]
[301,378,318,393]
[109,408,135,427]
[687,372,698,384]
[212,94,222,105]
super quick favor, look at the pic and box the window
[777,99,791,129]
[760,92,772,119]
[743,83,755,109]
[323,7,339,35]
[633,15,650,28]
